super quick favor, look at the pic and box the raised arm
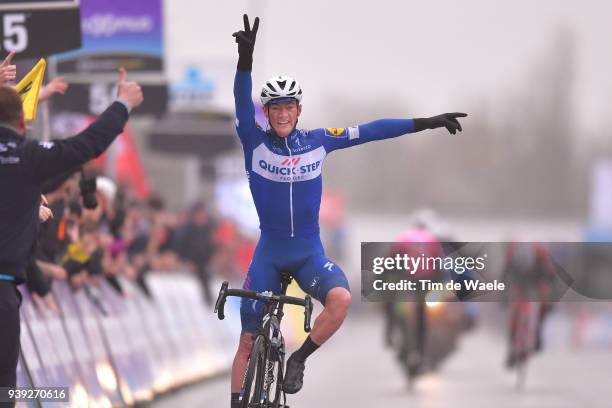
[234,71,256,130]
[317,113,467,153]
[28,68,143,182]
[233,14,260,141]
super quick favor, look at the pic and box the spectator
[174,202,216,304]
[0,66,143,397]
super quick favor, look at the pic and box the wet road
[152,307,611,408]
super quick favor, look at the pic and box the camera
[79,170,98,210]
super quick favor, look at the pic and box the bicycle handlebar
[214,281,314,332]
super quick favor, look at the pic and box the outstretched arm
[318,113,467,153]
[233,14,260,141]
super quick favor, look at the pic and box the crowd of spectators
[1,56,254,312]
[0,53,262,402]
[29,168,256,309]
[0,57,253,309]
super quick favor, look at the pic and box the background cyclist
[385,210,444,374]
[503,241,557,367]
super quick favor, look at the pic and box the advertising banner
[55,0,163,74]
[72,287,124,406]
[52,281,110,405]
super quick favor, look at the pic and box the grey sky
[165,0,611,134]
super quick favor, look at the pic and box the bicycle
[507,301,540,389]
[398,293,433,387]
[214,272,314,408]
[391,289,466,388]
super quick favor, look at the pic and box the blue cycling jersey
[234,70,416,238]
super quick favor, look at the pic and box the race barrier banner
[16,273,241,407]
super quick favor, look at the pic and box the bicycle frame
[259,306,285,404]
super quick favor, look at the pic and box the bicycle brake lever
[214,281,229,320]
[304,295,313,332]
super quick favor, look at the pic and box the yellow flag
[15,58,46,121]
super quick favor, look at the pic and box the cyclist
[385,211,444,375]
[230,14,467,405]
[503,241,556,367]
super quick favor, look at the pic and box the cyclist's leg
[534,302,551,352]
[383,300,396,347]
[506,301,520,367]
[284,250,350,394]
[398,303,411,361]
[508,301,531,367]
[231,241,281,393]
[415,292,427,361]
[293,251,351,346]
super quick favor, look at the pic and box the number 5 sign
[0,1,81,58]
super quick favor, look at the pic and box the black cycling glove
[414,112,468,135]
[233,14,259,72]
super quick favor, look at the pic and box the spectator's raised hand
[39,76,68,101]
[0,51,16,85]
[116,67,143,111]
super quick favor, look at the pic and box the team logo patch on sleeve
[325,127,346,137]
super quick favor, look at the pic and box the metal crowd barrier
[16,272,242,408]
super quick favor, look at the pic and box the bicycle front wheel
[242,335,266,408]
[265,345,284,407]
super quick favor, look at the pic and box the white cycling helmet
[260,75,303,105]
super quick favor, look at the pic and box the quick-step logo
[252,143,326,182]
